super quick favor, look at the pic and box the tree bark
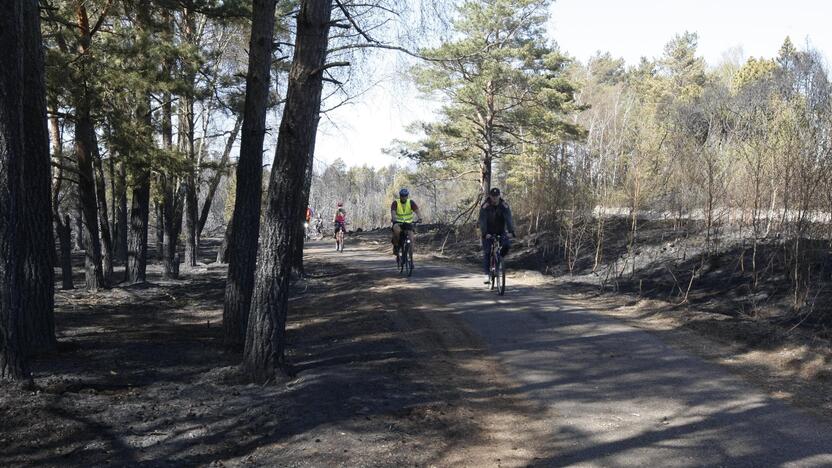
[159,75,183,277]
[127,168,150,283]
[291,127,318,278]
[182,98,199,268]
[1,0,29,380]
[75,102,105,290]
[243,0,333,383]
[155,199,165,261]
[126,97,152,284]
[73,2,105,290]
[49,103,73,291]
[74,211,84,251]
[217,215,232,264]
[20,0,56,352]
[57,216,73,290]
[93,142,114,283]
[115,161,128,262]
[223,0,277,349]
[163,181,184,279]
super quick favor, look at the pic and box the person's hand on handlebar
[485,233,493,240]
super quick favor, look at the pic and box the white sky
[310,0,832,169]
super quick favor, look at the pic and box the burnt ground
[0,240,541,467]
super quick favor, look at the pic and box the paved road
[312,242,832,467]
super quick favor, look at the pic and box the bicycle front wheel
[407,244,414,277]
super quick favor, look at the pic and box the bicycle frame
[489,234,506,295]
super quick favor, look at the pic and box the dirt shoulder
[350,228,832,422]
[0,245,544,467]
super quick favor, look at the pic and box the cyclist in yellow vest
[390,188,422,254]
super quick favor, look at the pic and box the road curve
[310,241,832,467]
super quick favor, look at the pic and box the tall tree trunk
[74,99,105,289]
[73,1,105,290]
[163,183,184,278]
[115,161,128,262]
[50,106,74,290]
[155,199,165,260]
[93,144,114,283]
[198,115,241,238]
[181,9,199,269]
[1,0,29,380]
[126,97,152,283]
[74,211,84,251]
[291,130,317,278]
[20,0,56,352]
[161,90,183,278]
[182,97,199,268]
[127,168,150,283]
[57,216,73,290]
[243,0,333,383]
[223,0,277,349]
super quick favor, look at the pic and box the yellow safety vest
[395,199,414,223]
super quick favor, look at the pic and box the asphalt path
[310,240,832,467]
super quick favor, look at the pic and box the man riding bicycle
[391,188,422,255]
[334,202,347,238]
[479,187,515,284]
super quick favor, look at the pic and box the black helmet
[399,188,409,197]
[489,187,500,196]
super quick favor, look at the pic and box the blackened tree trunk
[291,129,317,278]
[93,144,114,283]
[73,2,105,290]
[127,98,152,284]
[161,84,182,278]
[217,215,232,264]
[115,161,128,262]
[20,0,56,352]
[50,109,73,290]
[74,211,84,251]
[182,96,199,268]
[155,199,165,260]
[127,168,150,283]
[163,185,184,278]
[75,102,105,290]
[1,0,29,380]
[57,216,73,290]
[184,179,198,267]
[243,0,333,383]
[222,0,277,348]
[198,115,241,239]
[181,9,199,269]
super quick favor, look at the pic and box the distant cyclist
[391,188,422,255]
[479,187,515,284]
[334,202,347,238]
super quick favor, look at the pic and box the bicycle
[395,222,416,277]
[335,222,347,252]
[488,234,506,295]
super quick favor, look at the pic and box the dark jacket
[478,198,514,235]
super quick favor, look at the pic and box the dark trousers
[482,233,510,274]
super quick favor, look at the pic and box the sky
[310,0,832,170]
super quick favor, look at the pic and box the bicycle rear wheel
[489,251,496,290]
[497,257,506,295]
